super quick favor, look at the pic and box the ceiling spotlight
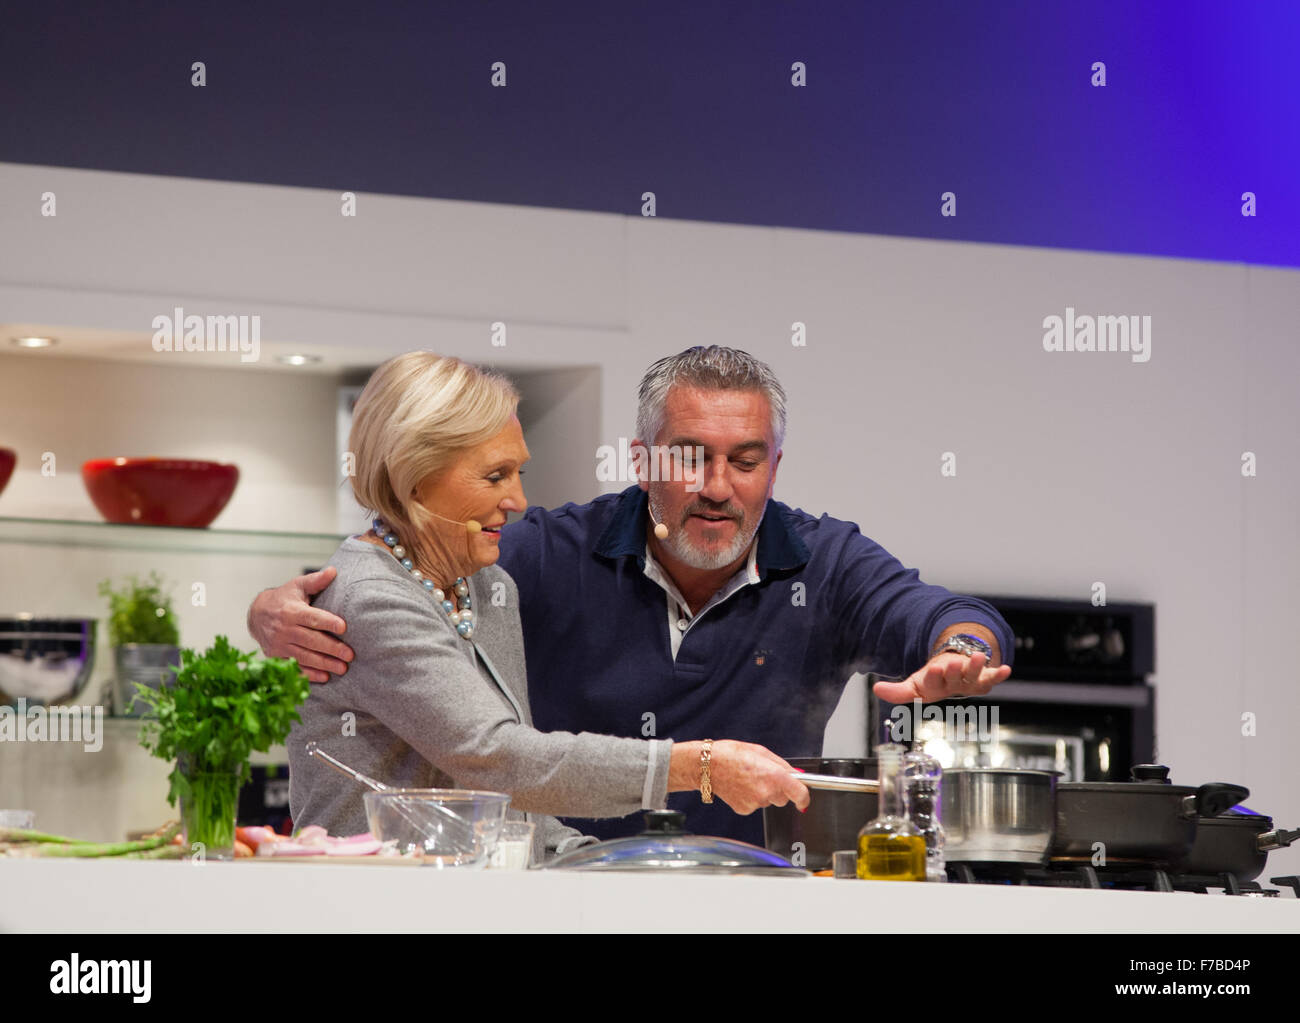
[11,336,57,348]
[276,354,322,366]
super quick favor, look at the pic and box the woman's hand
[668,740,810,816]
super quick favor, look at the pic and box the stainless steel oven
[871,595,1155,782]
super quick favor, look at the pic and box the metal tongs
[792,772,879,793]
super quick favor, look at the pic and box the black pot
[762,757,877,871]
[1176,809,1300,883]
[1052,764,1249,866]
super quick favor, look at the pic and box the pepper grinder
[904,743,947,882]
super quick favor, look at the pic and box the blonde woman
[286,351,809,860]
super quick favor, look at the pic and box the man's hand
[247,567,354,683]
[872,651,1011,704]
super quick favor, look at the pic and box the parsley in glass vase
[136,636,310,860]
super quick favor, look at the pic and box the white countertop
[1,859,1296,933]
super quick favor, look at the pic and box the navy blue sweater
[497,486,1013,846]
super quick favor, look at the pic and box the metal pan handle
[1259,827,1300,852]
[793,772,878,793]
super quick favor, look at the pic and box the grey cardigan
[287,537,673,860]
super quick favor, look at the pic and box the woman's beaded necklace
[372,518,474,640]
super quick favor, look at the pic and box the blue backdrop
[1,0,1295,267]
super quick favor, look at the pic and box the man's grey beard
[649,495,763,570]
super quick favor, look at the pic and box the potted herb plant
[135,636,309,859]
[98,572,181,717]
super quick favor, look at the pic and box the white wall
[0,355,339,531]
[1,162,1296,872]
[509,366,604,513]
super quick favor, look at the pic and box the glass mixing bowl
[362,789,510,868]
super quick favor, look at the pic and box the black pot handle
[1259,827,1300,852]
[1194,783,1251,818]
[640,810,687,835]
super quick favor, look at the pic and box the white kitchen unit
[0,718,288,844]
[0,516,334,839]
[0,859,1294,934]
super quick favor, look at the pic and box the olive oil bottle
[857,744,926,881]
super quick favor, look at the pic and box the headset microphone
[428,510,482,533]
[649,512,669,540]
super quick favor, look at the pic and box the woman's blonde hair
[349,351,519,573]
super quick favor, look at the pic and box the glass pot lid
[545,810,809,876]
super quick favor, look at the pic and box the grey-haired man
[249,346,1012,844]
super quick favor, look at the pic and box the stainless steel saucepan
[941,768,1061,864]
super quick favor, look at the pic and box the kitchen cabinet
[0,718,287,843]
[0,515,338,840]
[0,513,344,679]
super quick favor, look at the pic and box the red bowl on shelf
[81,458,239,528]
[0,448,14,498]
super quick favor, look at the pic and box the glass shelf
[0,516,347,559]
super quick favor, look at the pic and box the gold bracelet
[700,738,714,804]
